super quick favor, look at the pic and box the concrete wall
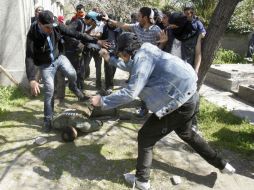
[220,32,253,57]
[0,0,64,86]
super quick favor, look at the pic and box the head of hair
[183,2,195,13]
[75,4,84,11]
[139,7,155,24]
[61,126,77,142]
[131,12,138,19]
[117,32,141,56]
[162,10,171,18]
[139,7,152,18]
[35,6,44,12]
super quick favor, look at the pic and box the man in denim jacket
[90,32,235,190]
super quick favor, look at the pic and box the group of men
[25,3,236,190]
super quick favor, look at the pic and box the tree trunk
[197,0,243,90]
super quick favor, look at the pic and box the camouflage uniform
[52,103,102,133]
[52,102,117,133]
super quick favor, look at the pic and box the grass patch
[213,48,245,64]
[199,98,254,158]
[0,86,29,114]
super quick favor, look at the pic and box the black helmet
[116,32,141,54]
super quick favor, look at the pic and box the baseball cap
[86,11,100,25]
[38,10,58,27]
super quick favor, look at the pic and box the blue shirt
[191,17,206,35]
[101,43,197,118]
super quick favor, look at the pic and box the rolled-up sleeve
[109,56,132,72]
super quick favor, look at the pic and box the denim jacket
[101,43,197,118]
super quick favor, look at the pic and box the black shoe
[78,95,90,102]
[43,120,52,132]
[74,90,89,101]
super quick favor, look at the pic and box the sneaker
[221,163,235,175]
[135,107,149,118]
[124,173,150,190]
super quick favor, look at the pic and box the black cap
[38,10,58,27]
[116,32,140,53]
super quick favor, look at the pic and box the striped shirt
[130,23,161,45]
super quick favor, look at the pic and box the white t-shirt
[85,21,105,36]
[171,38,182,58]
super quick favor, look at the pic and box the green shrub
[0,86,28,114]
[227,0,254,34]
[213,48,244,64]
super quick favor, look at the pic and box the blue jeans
[40,55,80,121]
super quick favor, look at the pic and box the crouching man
[90,32,235,190]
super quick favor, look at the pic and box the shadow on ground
[30,143,219,188]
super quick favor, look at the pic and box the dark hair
[61,126,77,142]
[153,8,159,19]
[131,13,138,19]
[183,2,195,12]
[35,6,44,13]
[139,7,152,19]
[162,10,171,18]
[116,32,141,55]
[76,4,84,11]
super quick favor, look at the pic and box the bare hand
[97,40,110,49]
[99,48,110,62]
[30,80,40,96]
[90,95,102,107]
[157,30,168,44]
[101,13,109,21]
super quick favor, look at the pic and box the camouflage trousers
[52,103,102,133]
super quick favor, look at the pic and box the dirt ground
[0,61,253,190]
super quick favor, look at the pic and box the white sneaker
[124,173,150,190]
[221,163,236,175]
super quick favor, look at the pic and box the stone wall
[0,0,64,86]
[220,32,253,57]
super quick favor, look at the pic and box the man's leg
[191,94,200,132]
[83,51,92,80]
[136,114,174,182]
[104,60,116,90]
[93,51,102,89]
[55,69,65,103]
[174,93,227,170]
[40,64,56,131]
[57,55,88,100]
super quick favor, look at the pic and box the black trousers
[104,60,116,89]
[136,93,226,182]
[65,51,84,90]
[83,50,102,88]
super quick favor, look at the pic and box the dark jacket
[64,18,86,53]
[25,22,97,81]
